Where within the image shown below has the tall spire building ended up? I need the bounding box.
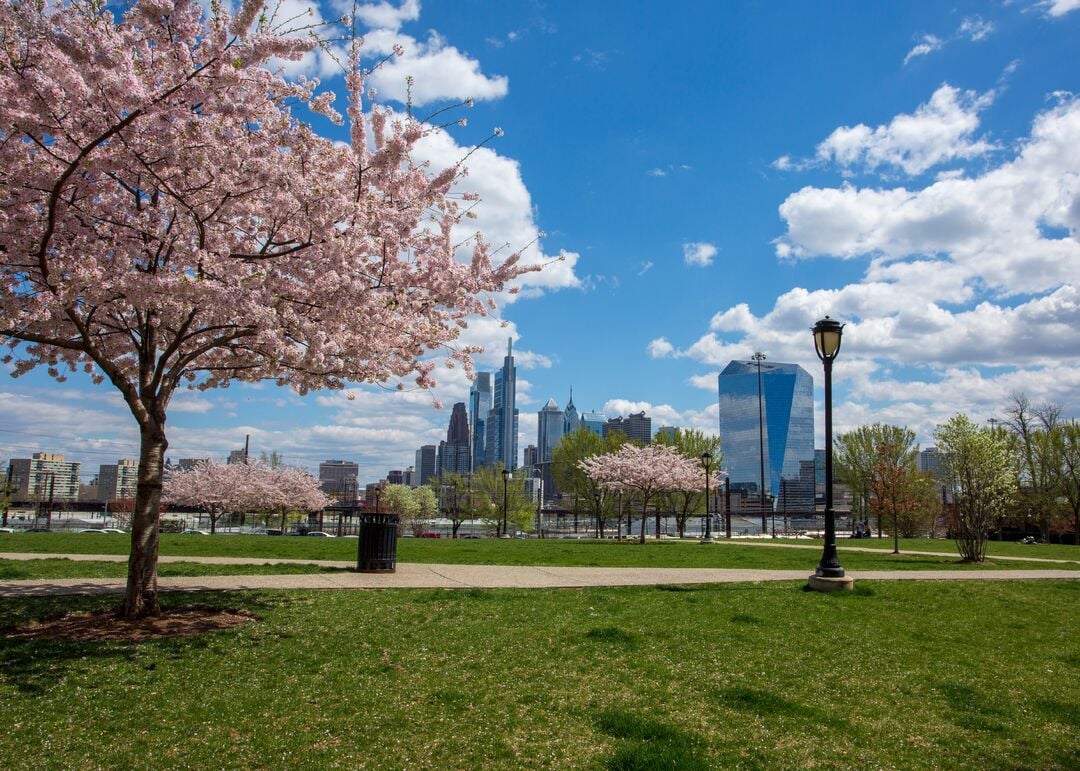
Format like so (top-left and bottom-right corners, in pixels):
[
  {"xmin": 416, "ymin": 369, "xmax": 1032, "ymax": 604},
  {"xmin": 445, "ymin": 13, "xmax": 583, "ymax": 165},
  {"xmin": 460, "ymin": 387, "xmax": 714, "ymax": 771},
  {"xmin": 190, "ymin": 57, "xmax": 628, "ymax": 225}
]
[
  {"xmin": 485, "ymin": 338, "xmax": 519, "ymax": 471},
  {"xmin": 564, "ymin": 387, "xmax": 580, "ymax": 434}
]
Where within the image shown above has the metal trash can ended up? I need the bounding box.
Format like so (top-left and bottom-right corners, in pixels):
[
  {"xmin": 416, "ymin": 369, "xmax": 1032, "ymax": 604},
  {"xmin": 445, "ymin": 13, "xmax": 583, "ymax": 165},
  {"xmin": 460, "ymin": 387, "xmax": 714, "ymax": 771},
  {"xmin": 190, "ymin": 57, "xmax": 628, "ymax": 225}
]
[{"xmin": 356, "ymin": 513, "xmax": 399, "ymax": 573}]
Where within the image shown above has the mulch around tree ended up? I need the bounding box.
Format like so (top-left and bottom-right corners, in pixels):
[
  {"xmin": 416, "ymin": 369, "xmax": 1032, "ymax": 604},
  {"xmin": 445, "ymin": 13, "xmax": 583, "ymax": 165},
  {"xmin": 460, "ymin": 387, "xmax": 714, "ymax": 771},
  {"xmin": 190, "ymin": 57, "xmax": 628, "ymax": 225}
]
[{"xmin": 3, "ymin": 607, "xmax": 259, "ymax": 642}]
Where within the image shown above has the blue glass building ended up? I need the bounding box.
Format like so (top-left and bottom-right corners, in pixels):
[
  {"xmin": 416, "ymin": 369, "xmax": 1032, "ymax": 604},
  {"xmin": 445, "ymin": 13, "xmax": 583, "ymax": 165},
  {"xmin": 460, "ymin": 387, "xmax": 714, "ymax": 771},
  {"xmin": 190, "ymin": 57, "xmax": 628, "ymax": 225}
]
[{"xmin": 718, "ymin": 360, "xmax": 815, "ymax": 512}]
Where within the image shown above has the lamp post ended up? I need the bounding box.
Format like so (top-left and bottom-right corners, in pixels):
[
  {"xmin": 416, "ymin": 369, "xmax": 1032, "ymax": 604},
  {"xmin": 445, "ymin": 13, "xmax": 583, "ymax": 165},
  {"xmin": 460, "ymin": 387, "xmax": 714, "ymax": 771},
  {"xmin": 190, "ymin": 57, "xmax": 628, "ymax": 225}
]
[
  {"xmin": 724, "ymin": 477, "xmax": 732, "ymax": 538},
  {"xmin": 810, "ymin": 316, "xmax": 851, "ymax": 590},
  {"xmin": 501, "ymin": 468, "xmax": 511, "ymax": 538},
  {"xmin": 753, "ymin": 351, "xmax": 768, "ymax": 534},
  {"xmin": 700, "ymin": 451, "xmax": 714, "ymax": 543}
]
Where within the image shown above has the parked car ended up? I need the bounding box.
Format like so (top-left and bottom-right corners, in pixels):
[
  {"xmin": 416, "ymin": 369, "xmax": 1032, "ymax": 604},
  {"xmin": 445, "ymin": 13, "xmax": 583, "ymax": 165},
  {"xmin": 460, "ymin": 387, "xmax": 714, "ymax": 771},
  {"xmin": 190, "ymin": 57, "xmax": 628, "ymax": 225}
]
[
  {"xmin": 265, "ymin": 529, "xmax": 284, "ymax": 536},
  {"xmin": 306, "ymin": 531, "xmax": 335, "ymax": 538},
  {"xmin": 419, "ymin": 531, "xmax": 441, "ymax": 539},
  {"xmin": 100, "ymin": 528, "xmax": 127, "ymax": 534},
  {"xmin": 180, "ymin": 529, "xmax": 209, "ymax": 535},
  {"xmin": 25, "ymin": 527, "xmax": 51, "ymax": 533},
  {"xmin": 0, "ymin": 527, "xmax": 15, "ymax": 533},
  {"xmin": 76, "ymin": 528, "xmax": 107, "ymax": 534}
]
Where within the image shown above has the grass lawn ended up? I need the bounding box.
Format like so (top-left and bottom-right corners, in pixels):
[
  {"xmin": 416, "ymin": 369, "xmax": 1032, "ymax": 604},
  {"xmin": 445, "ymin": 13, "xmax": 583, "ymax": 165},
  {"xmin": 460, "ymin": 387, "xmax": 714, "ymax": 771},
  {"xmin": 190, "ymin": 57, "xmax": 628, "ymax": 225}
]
[
  {"xmin": 0, "ymin": 559, "xmax": 349, "ymax": 581},
  {"xmin": 1, "ymin": 581, "xmax": 1077, "ymax": 769},
  {"xmin": 2, "ymin": 533, "xmax": 1078, "ymax": 573}
]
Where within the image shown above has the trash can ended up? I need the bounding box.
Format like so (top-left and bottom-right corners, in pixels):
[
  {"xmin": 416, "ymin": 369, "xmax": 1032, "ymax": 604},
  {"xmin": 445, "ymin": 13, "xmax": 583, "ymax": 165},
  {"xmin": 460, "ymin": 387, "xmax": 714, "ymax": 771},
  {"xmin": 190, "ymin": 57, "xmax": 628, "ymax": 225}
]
[{"xmin": 356, "ymin": 513, "xmax": 399, "ymax": 573}]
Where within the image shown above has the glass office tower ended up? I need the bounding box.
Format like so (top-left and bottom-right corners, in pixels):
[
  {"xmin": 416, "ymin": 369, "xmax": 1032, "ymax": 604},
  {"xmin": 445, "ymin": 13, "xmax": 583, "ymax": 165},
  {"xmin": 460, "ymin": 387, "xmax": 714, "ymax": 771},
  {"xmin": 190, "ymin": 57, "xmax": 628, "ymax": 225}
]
[{"xmin": 718, "ymin": 360, "xmax": 815, "ymax": 512}]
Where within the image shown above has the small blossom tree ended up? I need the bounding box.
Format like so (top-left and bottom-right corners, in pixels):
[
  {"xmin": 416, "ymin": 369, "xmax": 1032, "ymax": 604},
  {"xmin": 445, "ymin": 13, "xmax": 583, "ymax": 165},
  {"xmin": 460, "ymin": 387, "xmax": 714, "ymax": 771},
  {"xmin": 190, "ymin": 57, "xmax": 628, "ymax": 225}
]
[
  {"xmin": 0, "ymin": 0, "xmax": 532, "ymax": 616},
  {"xmin": 579, "ymin": 444, "xmax": 702, "ymax": 543}
]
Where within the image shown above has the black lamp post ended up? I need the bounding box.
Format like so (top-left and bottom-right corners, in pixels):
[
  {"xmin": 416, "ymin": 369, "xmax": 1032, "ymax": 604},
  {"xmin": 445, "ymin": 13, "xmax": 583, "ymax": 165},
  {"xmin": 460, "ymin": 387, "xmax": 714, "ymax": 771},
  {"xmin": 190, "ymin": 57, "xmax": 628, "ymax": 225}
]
[
  {"xmin": 813, "ymin": 316, "xmax": 845, "ymax": 579},
  {"xmin": 501, "ymin": 468, "xmax": 511, "ymax": 538},
  {"xmin": 700, "ymin": 451, "xmax": 713, "ymax": 543},
  {"xmin": 753, "ymin": 351, "xmax": 768, "ymax": 534}
]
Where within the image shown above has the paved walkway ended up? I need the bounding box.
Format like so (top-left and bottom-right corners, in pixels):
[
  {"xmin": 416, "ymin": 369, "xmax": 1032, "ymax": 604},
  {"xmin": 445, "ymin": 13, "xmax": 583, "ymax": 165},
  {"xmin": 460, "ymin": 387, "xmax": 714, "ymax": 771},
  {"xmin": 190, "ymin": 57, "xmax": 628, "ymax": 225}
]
[{"xmin": 0, "ymin": 552, "xmax": 1077, "ymax": 597}]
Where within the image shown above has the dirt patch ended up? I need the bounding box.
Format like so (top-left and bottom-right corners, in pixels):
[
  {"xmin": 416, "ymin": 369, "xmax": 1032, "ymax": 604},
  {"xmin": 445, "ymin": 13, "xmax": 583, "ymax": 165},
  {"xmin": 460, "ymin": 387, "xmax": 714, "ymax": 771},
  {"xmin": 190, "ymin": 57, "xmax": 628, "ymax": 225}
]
[{"xmin": 3, "ymin": 606, "xmax": 259, "ymax": 642}]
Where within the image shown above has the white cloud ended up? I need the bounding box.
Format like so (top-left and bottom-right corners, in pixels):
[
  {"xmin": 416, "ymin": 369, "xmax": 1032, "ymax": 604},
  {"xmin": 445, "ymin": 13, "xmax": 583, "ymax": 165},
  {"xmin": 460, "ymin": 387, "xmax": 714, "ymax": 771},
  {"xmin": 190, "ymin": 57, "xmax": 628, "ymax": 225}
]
[
  {"xmin": 602, "ymin": 399, "xmax": 683, "ymax": 427},
  {"xmin": 411, "ymin": 127, "xmax": 581, "ymax": 299},
  {"xmin": 638, "ymin": 261, "xmax": 654, "ymax": 276},
  {"xmin": 648, "ymin": 338, "xmax": 675, "ymax": 358},
  {"xmin": 958, "ymin": 16, "xmax": 994, "ymax": 42},
  {"xmin": 903, "ymin": 34, "xmax": 944, "ymax": 65},
  {"xmin": 350, "ymin": 0, "xmax": 420, "ymax": 30},
  {"xmin": 778, "ymin": 97, "xmax": 1080, "ymax": 295},
  {"xmin": 688, "ymin": 372, "xmax": 720, "ymax": 391},
  {"xmin": 1038, "ymin": 0, "xmax": 1080, "ymax": 17},
  {"xmin": 683, "ymin": 241, "xmax": 718, "ymax": 267},
  {"xmin": 647, "ymin": 168, "xmax": 667, "ymax": 177},
  {"xmin": 815, "ymin": 85, "xmax": 996, "ymax": 176},
  {"xmin": 368, "ymin": 30, "xmax": 508, "ymax": 105}
]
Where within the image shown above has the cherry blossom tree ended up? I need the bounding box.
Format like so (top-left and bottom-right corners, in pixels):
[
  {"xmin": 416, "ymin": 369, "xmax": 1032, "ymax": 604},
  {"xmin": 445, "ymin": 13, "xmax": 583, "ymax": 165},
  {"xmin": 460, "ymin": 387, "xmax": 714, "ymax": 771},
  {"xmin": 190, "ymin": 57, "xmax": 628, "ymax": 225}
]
[
  {"xmin": 165, "ymin": 460, "xmax": 328, "ymax": 533},
  {"xmin": 579, "ymin": 444, "xmax": 706, "ymax": 543},
  {"xmin": 0, "ymin": 1, "xmax": 532, "ymax": 616}
]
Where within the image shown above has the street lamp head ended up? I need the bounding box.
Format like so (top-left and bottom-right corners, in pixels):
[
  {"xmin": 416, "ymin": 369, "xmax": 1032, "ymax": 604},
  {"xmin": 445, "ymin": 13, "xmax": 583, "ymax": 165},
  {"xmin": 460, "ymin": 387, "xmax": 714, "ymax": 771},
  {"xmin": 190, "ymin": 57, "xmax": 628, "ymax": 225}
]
[
  {"xmin": 502, "ymin": 469, "xmax": 511, "ymax": 480},
  {"xmin": 812, "ymin": 316, "xmax": 845, "ymax": 362},
  {"xmin": 752, "ymin": 351, "xmax": 766, "ymax": 362},
  {"xmin": 701, "ymin": 451, "xmax": 712, "ymax": 463}
]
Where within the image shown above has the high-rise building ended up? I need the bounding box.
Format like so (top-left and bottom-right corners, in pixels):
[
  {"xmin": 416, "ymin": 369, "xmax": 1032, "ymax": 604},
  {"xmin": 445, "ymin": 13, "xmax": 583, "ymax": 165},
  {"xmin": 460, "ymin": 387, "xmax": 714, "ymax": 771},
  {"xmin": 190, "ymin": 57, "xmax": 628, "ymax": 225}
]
[
  {"xmin": 485, "ymin": 338, "xmax": 519, "ymax": 470},
  {"xmin": 581, "ymin": 410, "xmax": 607, "ymax": 436},
  {"xmin": 523, "ymin": 444, "xmax": 539, "ymax": 469},
  {"xmin": 917, "ymin": 447, "xmax": 944, "ymax": 479},
  {"xmin": 604, "ymin": 411, "xmax": 652, "ymax": 444},
  {"xmin": 438, "ymin": 402, "xmax": 472, "ymax": 478},
  {"xmin": 387, "ymin": 469, "xmax": 404, "ymax": 486},
  {"xmin": 415, "ymin": 445, "xmax": 437, "ymax": 486},
  {"xmin": 227, "ymin": 449, "xmax": 247, "ymax": 465},
  {"xmin": 718, "ymin": 359, "xmax": 814, "ymax": 513},
  {"xmin": 97, "ymin": 459, "xmax": 139, "ymax": 502},
  {"xmin": 7, "ymin": 453, "xmax": 81, "ymax": 502},
  {"xmin": 564, "ymin": 388, "xmax": 580, "ymax": 434},
  {"xmin": 654, "ymin": 426, "xmax": 677, "ymax": 443},
  {"xmin": 319, "ymin": 459, "xmax": 359, "ymax": 498},
  {"xmin": 537, "ymin": 398, "xmax": 566, "ymax": 500},
  {"xmin": 403, "ymin": 466, "xmax": 416, "ymax": 487},
  {"xmin": 469, "ymin": 372, "xmax": 492, "ymax": 471}
]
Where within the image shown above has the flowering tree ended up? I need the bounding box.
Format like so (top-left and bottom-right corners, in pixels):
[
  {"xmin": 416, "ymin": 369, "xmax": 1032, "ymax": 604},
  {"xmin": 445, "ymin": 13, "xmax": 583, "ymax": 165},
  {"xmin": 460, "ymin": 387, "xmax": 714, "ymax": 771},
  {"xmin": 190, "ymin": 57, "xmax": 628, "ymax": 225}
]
[
  {"xmin": 165, "ymin": 460, "xmax": 328, "ymax": 533},
  {"xmin": 935, "ymin": 415, "xmax": 1016, "ymax": 562},
  {"xmin": 654, "ymin": 428, "xmax": 722, "ymax": 538},
  {"xmin": 0, "ymin": 1, "xmax": 531, "ymax": 616},
  {"xmin": 579, "ymin": 444, "xmax": 704, "ymax": 543}
]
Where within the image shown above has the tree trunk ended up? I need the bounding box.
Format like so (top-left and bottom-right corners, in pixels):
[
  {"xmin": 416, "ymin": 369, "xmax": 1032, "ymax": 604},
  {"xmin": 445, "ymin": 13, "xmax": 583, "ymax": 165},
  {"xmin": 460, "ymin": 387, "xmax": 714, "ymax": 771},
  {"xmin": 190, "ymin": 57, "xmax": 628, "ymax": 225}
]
[{"xmin": 121, "ymin": 424, "xmax": 168, "ymax": 619}]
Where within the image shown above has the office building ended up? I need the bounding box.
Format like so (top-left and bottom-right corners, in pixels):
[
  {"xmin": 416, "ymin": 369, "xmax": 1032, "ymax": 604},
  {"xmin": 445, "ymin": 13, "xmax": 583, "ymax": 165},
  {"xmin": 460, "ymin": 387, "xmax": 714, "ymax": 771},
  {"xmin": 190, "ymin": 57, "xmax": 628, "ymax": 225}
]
[
  {"xmin": 415, "ymin": 445, "xmax": 437, "ymax": 486},
  {"xmin": 387, "ymin": 469, "xmax": 404, "ymax": 486},
  {"xmin": 404, "ymin": 466, "xmax": 416, "ymax": 487},
  {"xmin": 438, "ymin": 402, "xmax": 472, "ymax": 478},
  {"xmin": 654, "ymin": 426, "xmax": 677, "ymax": 443},
  {"xmin": 469, "ymin": 372, "xmax": 492, "ymax": 471},
  {"xmin": 564, "ymin": 388, "xmax": 580, "ymax": 434},
  {"xmin": 319, "ymin": 459, "xmax": 359, "ymax": 498},
  {"xmin": 581, "ymin": 410, "xmax": 607, "ymax": 436},
  {"xmin": 537, "ymin": 398, "xmax": 566, "ymax": 500},
  {"xmin": 485, "ymin": 338, "xmax": 519, "ymax": 470},
  {"xmin": 523, "ymin": 444, "xmax": 539, "ymax": 469},
  {"xmin": 918, "ymin": 447, "xmax": 944, "ymax": 479},
  {"xmin": 604, "ymin": 411, "xmax": 652, "ymax": 444},
  {"xmin": 7, "ymin": 453, "xmax": 81, "ymax": 502},
  {"xmin": 227, "ymin": 449, "xmax": 247, "ymax": 465},
  {"xmin": 718, "ymin": 359, "xmax": 815, "ymax": 513},
  {"xmin": 97, "ymin": 459, "xmax": 139, "ymax": 502}
]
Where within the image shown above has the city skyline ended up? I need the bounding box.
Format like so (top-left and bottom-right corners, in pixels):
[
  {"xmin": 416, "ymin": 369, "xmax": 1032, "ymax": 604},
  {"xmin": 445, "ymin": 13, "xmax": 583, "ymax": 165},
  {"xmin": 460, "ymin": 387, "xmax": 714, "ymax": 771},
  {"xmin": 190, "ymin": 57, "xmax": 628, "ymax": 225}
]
[{"xmin": 0, "ymin": 1, "xmax": 1077, "ymax": 481}]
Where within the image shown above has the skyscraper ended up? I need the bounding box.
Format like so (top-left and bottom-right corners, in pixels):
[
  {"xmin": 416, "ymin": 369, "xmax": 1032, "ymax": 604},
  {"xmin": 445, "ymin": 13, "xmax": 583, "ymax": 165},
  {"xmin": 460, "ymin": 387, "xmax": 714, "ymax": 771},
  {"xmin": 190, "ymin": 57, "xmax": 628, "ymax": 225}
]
[
  {"xmin": 469, "ymin": 372, "xmax": 492, "ymax": 471},
  {"xmin": 581, "ymin": 410, "xmax": 607, "ymax": 436},
  {"xmin": 319, "ymin": 459, "xmax": 359, "ymax": 498},
  {"xmin": 485, "ymin": 338, "xmax": 518, "ymax": 470},
  {"xmin": 438, "ymin": 402, "xmax": 472, "ymax": 478},
  {"xmin": 537, "ymin": 397, "xmax": 565, "ymax": 500},
  {"xmin": 564, "ymin": 388, "xmax": 580, "ymax": 434},
  {"xmin": 718, "ymin": 359, "xmax": 815, "ymax": 513},
  {"xmin": 414, "ymin": 445, "xmax": 437, "ymax": 487},
  {"xmin": 604, "ymin": 411, "xmax": 652, "ymax": 444}
]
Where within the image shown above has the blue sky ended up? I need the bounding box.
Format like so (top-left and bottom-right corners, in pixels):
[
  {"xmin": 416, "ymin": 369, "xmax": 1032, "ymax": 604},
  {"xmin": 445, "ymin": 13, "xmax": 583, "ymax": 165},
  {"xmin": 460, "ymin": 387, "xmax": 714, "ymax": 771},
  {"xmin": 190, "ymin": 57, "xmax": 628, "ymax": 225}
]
[{"xmin": 2, "ymin": 0, "xmax": 1079, "ymax": 486}]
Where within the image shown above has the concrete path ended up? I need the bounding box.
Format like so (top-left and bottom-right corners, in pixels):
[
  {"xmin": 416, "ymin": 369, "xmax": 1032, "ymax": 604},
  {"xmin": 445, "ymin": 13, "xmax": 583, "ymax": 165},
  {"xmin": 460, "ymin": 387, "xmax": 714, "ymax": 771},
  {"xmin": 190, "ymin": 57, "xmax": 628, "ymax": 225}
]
[{"xmin": 1, "ymin": 555, "xmax": 1077, "ymax": 597}]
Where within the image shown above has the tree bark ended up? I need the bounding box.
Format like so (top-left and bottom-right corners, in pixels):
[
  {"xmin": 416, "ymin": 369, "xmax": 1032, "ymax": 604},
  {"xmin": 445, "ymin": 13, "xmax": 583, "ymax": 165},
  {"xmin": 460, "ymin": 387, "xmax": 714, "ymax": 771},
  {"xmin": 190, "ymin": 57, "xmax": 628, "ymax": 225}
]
[{"xmin": 121, "ymin": 423, "xmax": 168, "ymax": 619}]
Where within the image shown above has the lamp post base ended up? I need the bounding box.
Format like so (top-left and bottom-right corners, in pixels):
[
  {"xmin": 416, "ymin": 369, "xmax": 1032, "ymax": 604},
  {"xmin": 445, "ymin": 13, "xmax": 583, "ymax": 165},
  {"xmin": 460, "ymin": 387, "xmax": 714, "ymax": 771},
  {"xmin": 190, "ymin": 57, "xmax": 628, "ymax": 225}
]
[
  {"xmin": 807, "ymin": 574, "xmax": 855, "ymax": 592},
  {"xmin": 699, "ymin": 536, "xmax": 714, "ymax": 544}
]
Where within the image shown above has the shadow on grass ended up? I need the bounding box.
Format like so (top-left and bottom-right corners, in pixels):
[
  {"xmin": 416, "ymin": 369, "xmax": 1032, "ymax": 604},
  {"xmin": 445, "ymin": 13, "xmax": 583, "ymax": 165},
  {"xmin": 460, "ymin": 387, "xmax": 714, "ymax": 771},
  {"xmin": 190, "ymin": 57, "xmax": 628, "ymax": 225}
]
[
  {"xmin": 584, "ymin": 627, "xmax": 637, "ymax": 648},
  {"xmin": 935, "ymin": 682, "xmax": 1014, "ymax": 734},
  {"xmin": 594, "ymin": 708, "xmax": 708, "ymax": 770},
  {"xmin": 715, "ymin": 686, "xmax": 846, "ymax": 728},
  {"xmin": 0, "ymin": 592, "xmax": 275, "ymax": 696}
]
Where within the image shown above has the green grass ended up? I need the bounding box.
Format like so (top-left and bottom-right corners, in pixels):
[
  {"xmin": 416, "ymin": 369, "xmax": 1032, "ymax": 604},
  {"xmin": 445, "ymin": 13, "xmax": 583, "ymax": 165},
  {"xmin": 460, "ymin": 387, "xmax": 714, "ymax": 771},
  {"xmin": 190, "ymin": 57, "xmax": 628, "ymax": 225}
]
[
  {"xmin": 0, "ymin": 581, "xmax": 1077, "ymax": 769},
  {"xmin": 831, "ymin": 536, "xmax": 1080, "ymax": 562},
  {"xmin": 0, "ymin": 559, "xmax": 349, "ymax": 581},
  {"xmin": 1, "ymin": 532, "xmax": 1077, "ymax": 572}
]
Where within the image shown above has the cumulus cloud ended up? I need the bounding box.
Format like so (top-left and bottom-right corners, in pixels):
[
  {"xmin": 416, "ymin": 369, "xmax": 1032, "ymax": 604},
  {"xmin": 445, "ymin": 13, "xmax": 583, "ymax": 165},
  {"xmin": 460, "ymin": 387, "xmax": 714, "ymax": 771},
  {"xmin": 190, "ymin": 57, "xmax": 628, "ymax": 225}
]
[
  {"xmin": 903, "ymin": 16, "xmax": 994, "ymax": 66},
  {"xmin": 349, "ymin": 0, "xmax": 420, "ymax": 30},
  {"xmin": 411, "ymin": 127, "xmax": 581, "ymax": 299},
  {"xmin": 814, "ymin": 85, "xmax": 996, "ymax": 176},
  {"xmin": 683, "ymin": 242, "xmax": 718, "ymax": 267},
  {"xmin": 368, "ymin": 30, "xmax": 509, "ymax": 105},
  {"xmin": 648, "ymin": 338, "xmax": 675, "ymax": 358}
]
